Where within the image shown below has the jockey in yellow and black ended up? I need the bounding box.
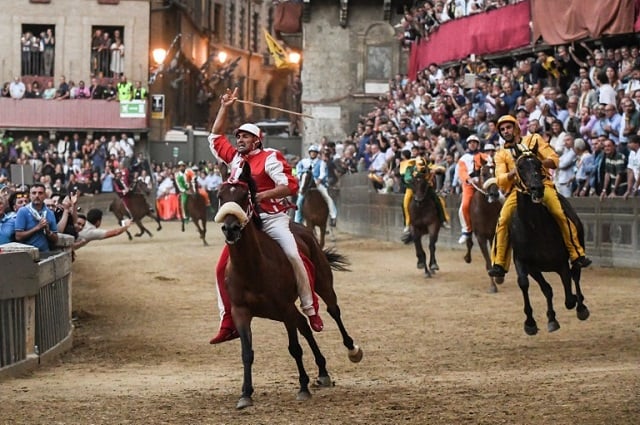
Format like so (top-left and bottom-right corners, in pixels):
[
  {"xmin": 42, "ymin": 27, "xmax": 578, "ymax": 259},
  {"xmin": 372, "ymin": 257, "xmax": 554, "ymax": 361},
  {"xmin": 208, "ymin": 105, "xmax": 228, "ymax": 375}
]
[
  {"xmin": 487, "ymin": 115, "xmax": 591, "ymax": 279},
  {"xmin": 401, "ymin": 155, "xmax": 450, "ymax": 237}
]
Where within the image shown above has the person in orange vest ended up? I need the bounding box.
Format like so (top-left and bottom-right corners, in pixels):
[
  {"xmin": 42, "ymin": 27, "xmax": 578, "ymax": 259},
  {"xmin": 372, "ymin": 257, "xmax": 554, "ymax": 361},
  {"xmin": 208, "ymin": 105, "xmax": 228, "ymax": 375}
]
[{"xmin": 456, "ymin": 135, "xmax": 482, "ymax": 244}]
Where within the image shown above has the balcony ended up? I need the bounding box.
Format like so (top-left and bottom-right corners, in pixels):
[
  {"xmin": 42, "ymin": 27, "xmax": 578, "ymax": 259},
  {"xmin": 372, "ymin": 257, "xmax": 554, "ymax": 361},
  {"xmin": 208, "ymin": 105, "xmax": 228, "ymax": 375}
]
[{"xmin": 0, "ymin": 98, "xmax": 148, "ymax": 133}]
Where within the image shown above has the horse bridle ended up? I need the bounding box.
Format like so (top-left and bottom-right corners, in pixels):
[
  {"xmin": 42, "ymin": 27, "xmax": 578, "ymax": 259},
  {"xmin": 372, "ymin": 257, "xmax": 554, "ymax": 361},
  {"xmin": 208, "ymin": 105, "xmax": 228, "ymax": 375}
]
[
  {"xmin": 513, "ymin": 150, "xmax": 545, "ymax": 194},
  {"xmin": 220, "ymin": 179, "xmax": 256, "ymax": 230}
]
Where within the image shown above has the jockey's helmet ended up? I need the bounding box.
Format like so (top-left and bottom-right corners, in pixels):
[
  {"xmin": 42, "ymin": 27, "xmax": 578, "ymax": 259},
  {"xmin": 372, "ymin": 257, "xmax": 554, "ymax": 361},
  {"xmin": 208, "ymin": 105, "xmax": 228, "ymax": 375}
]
[
  {"xmin": 497, "ymin": 114, "xmax": 520, "ymax": 141},
  {"xmin": 308, "ymin": 144, "xmax": 320, "ymax": 153},
  {"xmin": 483, "ymin": 143, "xmax": 496, "ymax": 151},
  {"xmin": 415, "ymin": 156, "xmax": 427, "ymax": 173},
  {"xmin": 234, "ymin": 123, "xmax": 263, "ymax": 142}
]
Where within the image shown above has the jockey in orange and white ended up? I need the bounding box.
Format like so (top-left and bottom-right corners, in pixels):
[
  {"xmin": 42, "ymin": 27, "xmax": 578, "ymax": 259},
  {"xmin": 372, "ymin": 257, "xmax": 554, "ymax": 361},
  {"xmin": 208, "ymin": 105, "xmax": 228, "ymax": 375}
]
[
  {"xmin": 456, "ymin": 135, "xmax": 482, "ymax": 244},
  {"xmin": 207, "ymin": 87, "xmax": 323, "ymax": 344}
]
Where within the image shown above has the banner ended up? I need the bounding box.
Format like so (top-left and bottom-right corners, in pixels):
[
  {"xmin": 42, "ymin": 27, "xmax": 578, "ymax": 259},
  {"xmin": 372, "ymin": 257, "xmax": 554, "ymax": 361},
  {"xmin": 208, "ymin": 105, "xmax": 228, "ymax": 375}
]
[{"xmin": 264, "ymin": 29, "xmax": 288, "ymax": 69}]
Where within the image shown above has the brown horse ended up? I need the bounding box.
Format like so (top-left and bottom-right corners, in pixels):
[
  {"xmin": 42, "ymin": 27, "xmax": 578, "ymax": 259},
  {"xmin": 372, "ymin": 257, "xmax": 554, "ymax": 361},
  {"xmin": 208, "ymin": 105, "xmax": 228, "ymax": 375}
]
[
  {"xmin": 407, "ymin": 164, "xmax": 441, "ymax": 277},
  {"xmin": 463, "ymin": 161, "xmax": 503, "ymax": 292},
  {"xmin": 215, "ymin": 161, "xmax": 362, "ymax": 409},
  {"xmin": 182, "ymin": 184, "xmax": 209, "ymax": 246},
  {"xmin": 299, "ymin": 166, "xmax": 329, "ymax": 248},
  {"xmin": 109, "ymin": 181, "xmax": 162, "ymax": 239}
]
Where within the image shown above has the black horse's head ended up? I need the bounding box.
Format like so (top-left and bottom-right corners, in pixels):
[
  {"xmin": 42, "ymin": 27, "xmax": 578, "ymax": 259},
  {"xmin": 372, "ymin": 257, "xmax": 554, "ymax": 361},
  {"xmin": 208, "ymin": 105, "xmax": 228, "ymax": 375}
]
[
  {"xmin": 515, "ymin": 153, "xmax": 545, "ymax": 203},
  {"xmin": 298, "ymin": 166, "xmax": 315, "ymax": 196},
  {"xmin": 215, "ymin": 160, "xmax": 262, "ymax": 244},
  {"xmin": 410, "ymin": 156, "xmax": 431, "ymax": 203}
]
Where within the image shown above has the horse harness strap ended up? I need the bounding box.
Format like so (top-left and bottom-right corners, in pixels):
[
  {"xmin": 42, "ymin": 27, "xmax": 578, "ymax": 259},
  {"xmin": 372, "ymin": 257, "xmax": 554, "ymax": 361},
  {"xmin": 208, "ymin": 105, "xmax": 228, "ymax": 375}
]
[{"xmin": 509, "ymin": 142, "xmax": 545, "ymax": 193}]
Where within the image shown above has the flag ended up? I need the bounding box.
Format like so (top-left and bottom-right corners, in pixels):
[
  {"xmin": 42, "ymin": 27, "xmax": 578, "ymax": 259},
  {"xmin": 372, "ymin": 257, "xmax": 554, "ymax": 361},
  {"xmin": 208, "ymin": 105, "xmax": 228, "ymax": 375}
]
[{"xmin": 263, "ymin": 29, "xmax": 288, "ymax": 69}]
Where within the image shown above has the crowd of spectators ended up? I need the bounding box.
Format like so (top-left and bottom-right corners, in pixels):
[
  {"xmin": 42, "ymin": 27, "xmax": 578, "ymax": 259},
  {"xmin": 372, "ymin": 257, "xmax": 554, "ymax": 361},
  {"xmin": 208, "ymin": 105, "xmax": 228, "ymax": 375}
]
[
  {"xmin": 316, "ymin": 38, "xmax": 640, "ymax": 202},
  {"xmin": 1, "ymin": 74, "xmax": 147, "ymax": 102},
  {"xmin": 396, "ymin": 0, "xmax": 525, "ymax": 48}
]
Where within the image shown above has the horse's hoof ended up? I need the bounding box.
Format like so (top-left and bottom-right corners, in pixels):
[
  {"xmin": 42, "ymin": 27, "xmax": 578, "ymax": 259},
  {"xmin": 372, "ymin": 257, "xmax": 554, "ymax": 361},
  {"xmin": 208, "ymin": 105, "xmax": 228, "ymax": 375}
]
[
  {"xmin": 430, "ymin": 264, "xmax": 439, "ymax": 271},
  {"xmin": 314, "ymin": 375, "xmax": 333, "ymax": 387},
  {"xmin": 576, "ymin": 306, "xmax": 590, "ymax": 321},
  {"xmin": 296, "ymin": 390, "xmax": 312, "ymax": 401},
  {"xmin": 417, "ymin": 261, "xmax": 425, "ymax": 269},
  {"xmin": 565, "ymin": 296, "xmax": 577, "ymax": 310},
  {"xmin": 488, "ymin": 284, "xmax": 498, "ymax": 294},
  {"xmin": 236, "ymin": 396, "xmax": 253, "ymax": 409},
  {"xmin": 424, "ymin": 271, "xmax": 432, "ymax": 278},
  {"xmin": 547, "ymin": 320, "xmax": 560, "ymax": 332},
  {"xmin": 524, "ymin": 323, "xmax": 539, "ymax": 336},
  {"xmin": 348, "ymin": 345, "xmax": 363, "ymax": 363},
  {"xmin": 463, "ymin": 255, "xmax": 471, "ymax": 264}
]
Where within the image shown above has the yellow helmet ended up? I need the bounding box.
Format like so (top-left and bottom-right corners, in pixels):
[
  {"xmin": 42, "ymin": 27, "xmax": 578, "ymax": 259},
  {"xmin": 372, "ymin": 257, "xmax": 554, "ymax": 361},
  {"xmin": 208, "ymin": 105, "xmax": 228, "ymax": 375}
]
[
  {"xmin": 415, "ymin": 156, "xmax": 427, "ymax": 173},
  {"xmin": 497, "ymin": 114, "xmax": 520, "ymax": 139}
]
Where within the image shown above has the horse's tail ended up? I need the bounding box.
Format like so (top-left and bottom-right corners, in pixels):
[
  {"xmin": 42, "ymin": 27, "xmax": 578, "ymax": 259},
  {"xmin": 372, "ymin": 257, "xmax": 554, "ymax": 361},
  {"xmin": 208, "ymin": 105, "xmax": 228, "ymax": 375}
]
[{"xmin": 323, "ymin": 247, "xmax": 351, "ymax": 272}]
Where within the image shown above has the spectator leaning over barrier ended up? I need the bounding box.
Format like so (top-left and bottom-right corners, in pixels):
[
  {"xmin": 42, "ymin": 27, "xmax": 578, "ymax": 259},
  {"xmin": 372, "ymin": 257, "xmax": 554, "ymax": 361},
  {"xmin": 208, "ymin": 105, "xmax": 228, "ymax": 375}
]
[
  {"xmin": 14, "ymin": 183, "xmax": 58, "ymax": 253},
  {"xmin": 75, "ymin": 208, "xmax": 132, "ymax": 247}
]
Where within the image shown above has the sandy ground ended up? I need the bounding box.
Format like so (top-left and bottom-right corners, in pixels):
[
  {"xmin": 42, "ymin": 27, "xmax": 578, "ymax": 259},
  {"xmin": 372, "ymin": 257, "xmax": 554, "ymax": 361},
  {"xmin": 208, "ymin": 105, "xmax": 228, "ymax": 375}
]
[{"xmin": 1, "ymin": 216, "xmax": 639, "ymax": 425}]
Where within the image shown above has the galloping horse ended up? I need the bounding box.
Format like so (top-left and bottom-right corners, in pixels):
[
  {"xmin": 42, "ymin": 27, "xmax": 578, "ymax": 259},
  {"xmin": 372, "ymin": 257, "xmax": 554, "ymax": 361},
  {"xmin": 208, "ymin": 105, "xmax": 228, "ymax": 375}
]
[
  {"xmin": 215, "ymin": 162, "xmax": 362, "ymax": 409},
  {"xmin": 407, "ymin": 162, "xmax": 441, "ymax": 277},
  {"xmin": 463, "ymin": 161, "xmax": 503, "ymax": 292},
  {"xmin": 109, "ymin": 180, "xmax": 162, "ymax": 239},
  {"xmin": 181, "ymin": 180, "xmax": 209, "ymax": 246},
  {"xmin": 510, "ymin": 152, "xmax": 590, "ymax": 335},
  {"xmin": 298, "ymin": 166, "xmax": 330, "ymax": 248}
]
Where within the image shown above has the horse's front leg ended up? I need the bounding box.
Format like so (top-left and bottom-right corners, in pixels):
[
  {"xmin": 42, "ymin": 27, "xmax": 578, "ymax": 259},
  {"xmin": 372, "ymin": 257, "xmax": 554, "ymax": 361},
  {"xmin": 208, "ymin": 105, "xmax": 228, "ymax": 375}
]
[
  {"xmin": 428, "ymin": 226, "xmax": 439, "ymax": 272},
  {"xmin": 146, "ymin": 211, "xmax": 162, "ymax": 231},
  {"xmin": 463, "ymin": 236, "xmax": 473, "ymax": 264},
  {"xmin": 515, "ymin": 263, "xmax": 538, "ymax": 335},
  {"xmin": 530, "ymin": 270, "xmax": 559, "ymax": 332},
  {"xmin": 477, "ymin": 236, "xmax": 497, "ymax": 293},
  {"xmin": 413, "ymin": 233, "xmax": 429, "ymax": 277},
  {"xmin": 235, "ymin": 316, "xmax": 254, "ymax": 409}
]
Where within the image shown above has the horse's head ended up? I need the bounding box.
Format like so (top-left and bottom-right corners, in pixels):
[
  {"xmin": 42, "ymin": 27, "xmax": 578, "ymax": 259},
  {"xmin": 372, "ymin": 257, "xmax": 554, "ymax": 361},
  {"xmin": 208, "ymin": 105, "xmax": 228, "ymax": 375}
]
[
  {"xmin": 215, "ymin": 160, "xmax": 262, "ymax": 244},
  {"xmin": 515, "ymin": 152, "xmax": 545, "ymax": 203},
  {"xmin": 410, "ymin": 156, "xmax": 431, "ymax": 203},
  {"xmin": 479, "ymin": 163, "xmax": 500, "ymax": 204},
  {"xmin": 298, "ymin": 166, "xmax": 315, "ymax": 196}
]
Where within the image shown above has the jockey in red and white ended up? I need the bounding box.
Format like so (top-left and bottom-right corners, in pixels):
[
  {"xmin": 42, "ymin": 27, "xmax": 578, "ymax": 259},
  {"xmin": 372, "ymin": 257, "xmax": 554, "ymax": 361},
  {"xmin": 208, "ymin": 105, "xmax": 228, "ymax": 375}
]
[{"xmin": 208, "ymin": 87, "xmax": 323, "ymax": 344}]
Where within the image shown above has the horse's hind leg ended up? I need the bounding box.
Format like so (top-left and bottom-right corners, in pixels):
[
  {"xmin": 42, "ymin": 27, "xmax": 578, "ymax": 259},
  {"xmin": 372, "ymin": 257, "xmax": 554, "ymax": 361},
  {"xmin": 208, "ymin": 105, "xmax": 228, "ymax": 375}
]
[
  {"xmin": 288, "ymin": 313, "xmax": 318, "ymax": 400},
  {"xmin": 569, "ymin": 266, "xmax": 590, "ymax": 320},
  {"xmin": 326, "ymin": 303, "xmax": 363, "ymax": 363},
  {"xmin": 195, "ymin": 220, "xmax": 208, "ymax": 246},
  {"xmin": 134, "ymin": 221, "xmax": 151, "ymax": 238},
  {"xmin": 530, "ymin": 270, "xmax": 559, "ymax": 333},
  {"xmin": 147, "ymin": 211, "xmax": 162, "ymax": 232},
  {"xmin": 463, "ymin": 237, "xmax": 473, "ymax": 264},
  {"xmin": 478, "ymin": 237, "xmax": 497, "ymax": 293}
]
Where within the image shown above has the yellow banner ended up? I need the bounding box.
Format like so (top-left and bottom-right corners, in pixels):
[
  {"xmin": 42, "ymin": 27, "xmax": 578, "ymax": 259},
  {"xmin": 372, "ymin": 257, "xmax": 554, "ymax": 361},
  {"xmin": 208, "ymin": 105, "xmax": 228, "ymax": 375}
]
[{"xmin": 263, "ymin": 29, "xmax": 288, "ymax": 69}]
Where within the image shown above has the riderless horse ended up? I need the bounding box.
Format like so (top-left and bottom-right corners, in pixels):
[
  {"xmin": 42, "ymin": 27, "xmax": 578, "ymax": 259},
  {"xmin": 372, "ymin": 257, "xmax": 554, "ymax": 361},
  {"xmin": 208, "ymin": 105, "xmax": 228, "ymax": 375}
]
[
  {"xmin": 109, "ymin": 180, "xmax": 162, "ymax": 239},
  {"xmin": 298, "ymin": 166, "xmax": 330, "ymax": 248},
  {"xmin": 510, "ymin": 151, "xmax": 590, "ymax": 335},
  {"xmin": 463, "ymin": 161, "xmax": 503, "ymax": 292},
  {"xmin": 214, "ymin": 161, "xmax": 362, "ymax": 409},
  {"xmin": 407, "ymin": 159, "xmax": 441, "ymax": 277}
]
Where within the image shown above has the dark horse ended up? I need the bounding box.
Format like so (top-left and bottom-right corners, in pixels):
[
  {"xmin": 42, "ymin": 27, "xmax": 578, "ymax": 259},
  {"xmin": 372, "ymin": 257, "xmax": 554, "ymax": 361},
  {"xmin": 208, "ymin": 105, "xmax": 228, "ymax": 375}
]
[
  {"xmin": 299, "ymin": 166, "xmax": 329, "ymax": 248},
  {"xmin": 109, "ymin": 180, "xmax": 162, "ymax": 239},
  {"xmin": 181, "ymin": 182, "xmax": 209, "ymax": 246},
  {"xmin": 215, "ymin": 161, "xmax": 362, "ymax": 409},
  {"xmin": 463, "ymin": 161, "xmax": 503, "ymax": 293},
  {"xmin": 511, "ymin": 152, "xmax": 590, "ymax": 335},
  {"xmin": 408, "ymin": 164, "xmax": 441, "ymax": 277}
]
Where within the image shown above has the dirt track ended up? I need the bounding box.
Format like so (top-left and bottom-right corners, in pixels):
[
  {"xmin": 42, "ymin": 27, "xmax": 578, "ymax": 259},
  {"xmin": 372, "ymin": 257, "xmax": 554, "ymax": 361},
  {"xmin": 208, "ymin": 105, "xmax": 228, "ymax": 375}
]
[{"xmin": 2, "ymin": 217, "xmax": 639, "ymax": 425}]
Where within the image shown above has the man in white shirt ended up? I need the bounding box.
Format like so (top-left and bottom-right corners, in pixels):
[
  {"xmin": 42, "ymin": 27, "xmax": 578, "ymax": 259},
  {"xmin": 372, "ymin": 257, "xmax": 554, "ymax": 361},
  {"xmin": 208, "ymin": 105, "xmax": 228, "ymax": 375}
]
[
  {"xmin": 9, "ymin": 76, "xmax": 25, "ymax": 99},
  {"xmin": 76, "ymin": 208, "xmax": 131, "ymax": 246}
]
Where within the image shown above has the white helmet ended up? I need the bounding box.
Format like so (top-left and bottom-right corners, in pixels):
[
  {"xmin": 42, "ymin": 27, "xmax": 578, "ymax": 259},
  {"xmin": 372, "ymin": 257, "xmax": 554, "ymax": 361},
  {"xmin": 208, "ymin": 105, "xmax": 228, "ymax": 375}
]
[
  {"xmin": 234, "ymin": 123, "xmax": 263, "ymax": 141},
  {"xmin": 308, "ymin": 144, "xmax": 320, "ymax": 153},
  {"xmin": 483, "ymin": 143, "xmax": 496, "ymax": 151}
]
